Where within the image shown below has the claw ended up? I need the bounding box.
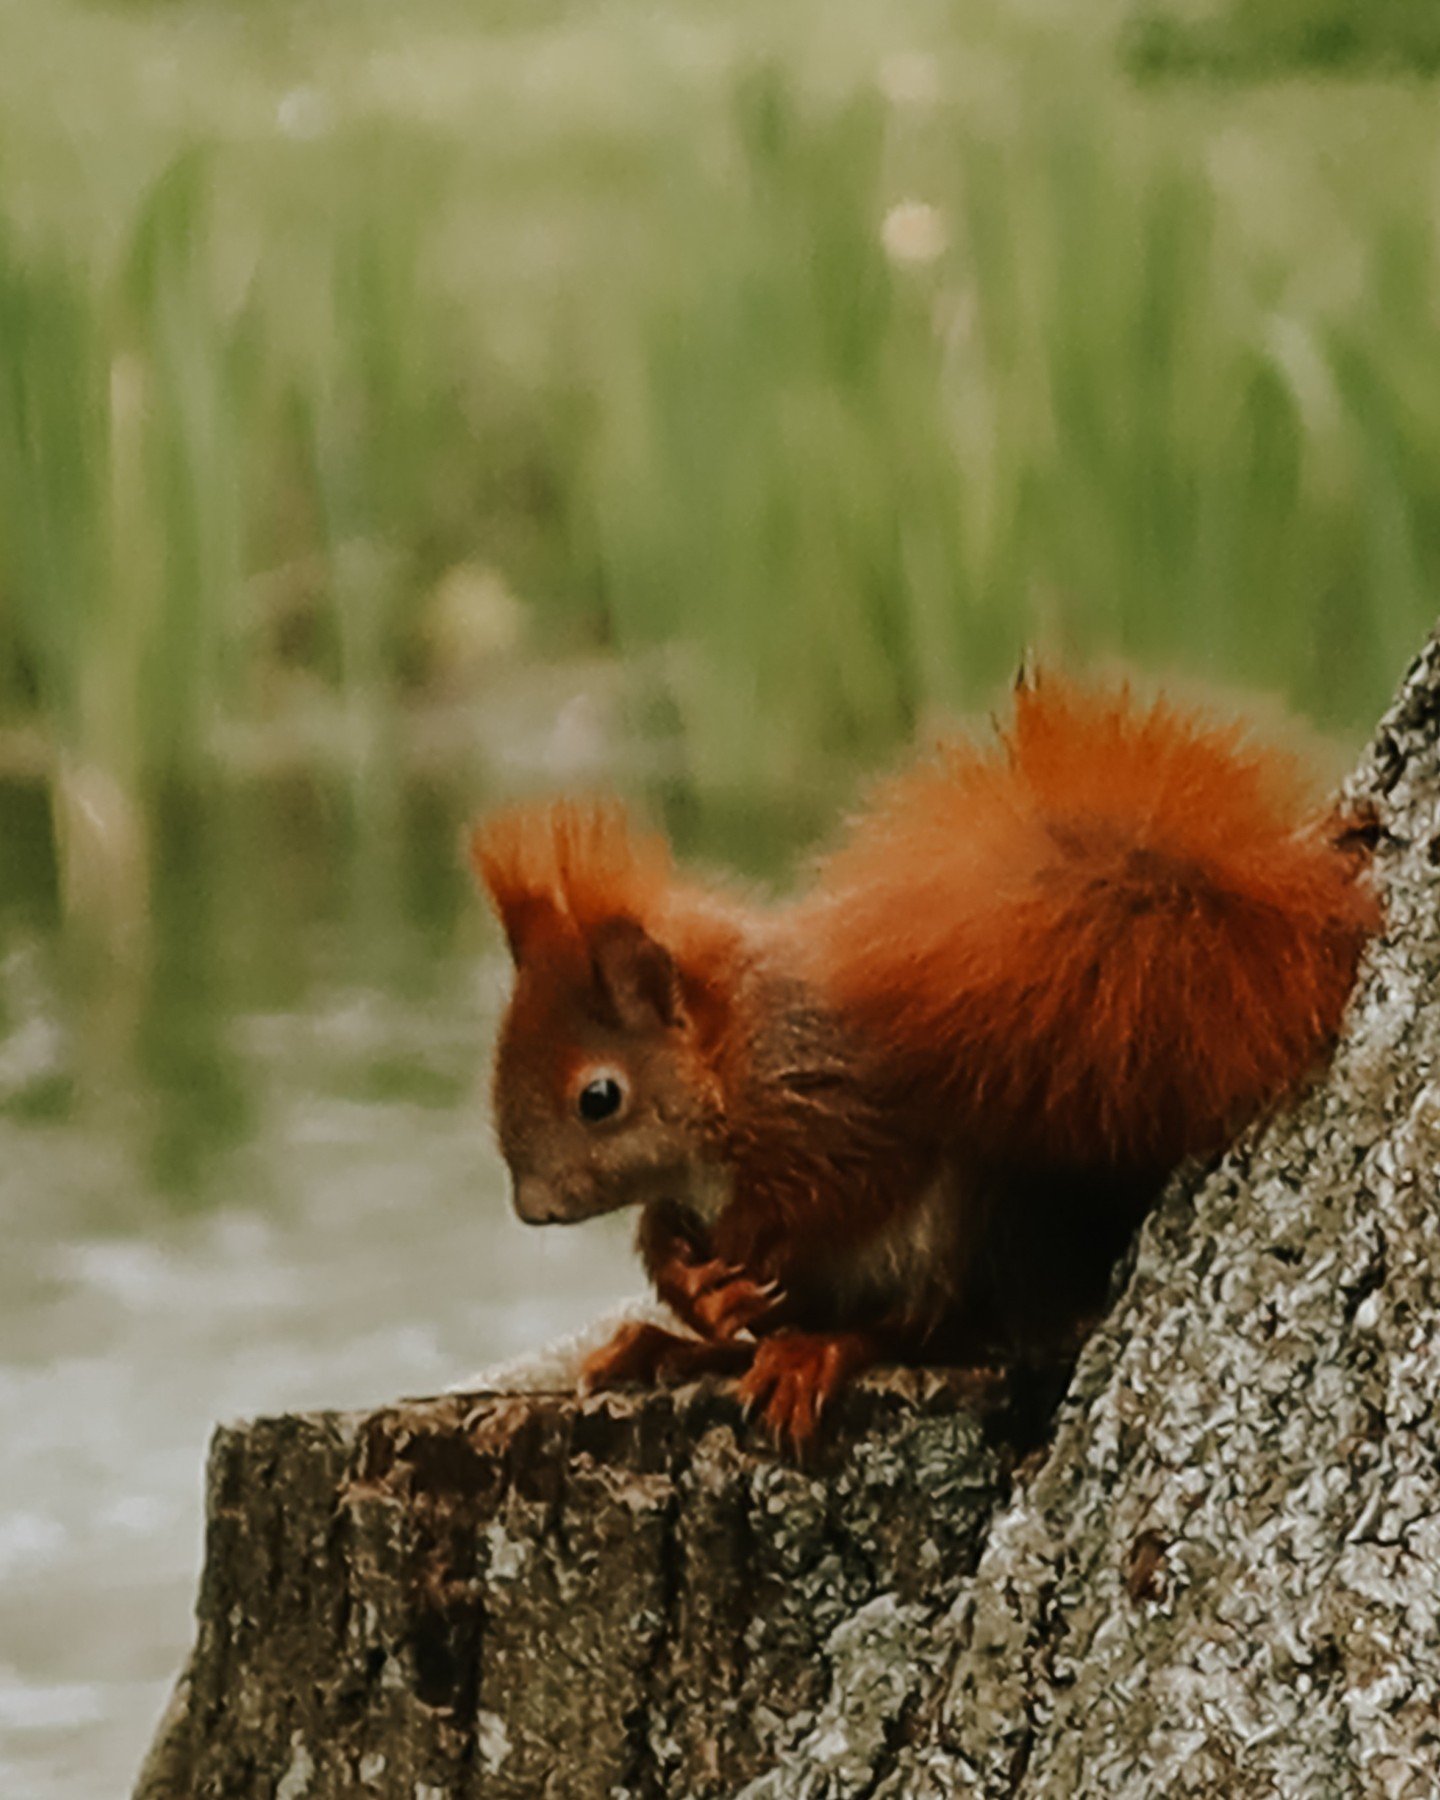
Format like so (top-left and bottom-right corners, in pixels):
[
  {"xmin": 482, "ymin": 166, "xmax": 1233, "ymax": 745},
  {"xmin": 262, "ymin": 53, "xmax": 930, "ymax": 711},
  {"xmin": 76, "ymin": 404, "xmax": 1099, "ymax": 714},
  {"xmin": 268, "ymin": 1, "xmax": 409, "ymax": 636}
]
[
  {"xmin": 660, "ymin": 1251, "xmax": 787, "ymax": 1344},
  {"xmin": 733, "ymin": 1332, "xmax": 876, "ymax": 1454},
  {"xmin": 675, "ymin": 1257, "xmax": 745, "ymax": 1299}
]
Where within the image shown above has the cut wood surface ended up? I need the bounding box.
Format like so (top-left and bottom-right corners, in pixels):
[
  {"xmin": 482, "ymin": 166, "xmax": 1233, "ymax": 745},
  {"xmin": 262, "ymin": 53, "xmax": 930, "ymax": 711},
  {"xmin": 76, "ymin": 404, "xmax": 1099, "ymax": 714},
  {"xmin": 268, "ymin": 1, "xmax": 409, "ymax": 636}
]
[{"xmin": 136, "ymin": 631, "xmax": 1440, "ymax": 1798}]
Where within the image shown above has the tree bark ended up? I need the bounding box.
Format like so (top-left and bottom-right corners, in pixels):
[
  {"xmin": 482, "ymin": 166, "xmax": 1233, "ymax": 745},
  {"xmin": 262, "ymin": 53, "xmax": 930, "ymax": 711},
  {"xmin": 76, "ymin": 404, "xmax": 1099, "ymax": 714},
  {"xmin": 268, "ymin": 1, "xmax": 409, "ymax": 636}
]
[
  {"xmin": 136, "ymin": 632, "xmax": 1440, "ymax": 1799},
  {"xmin": 133, "ymin": 1371, "xmax": 1036, "ymax": 1798}
]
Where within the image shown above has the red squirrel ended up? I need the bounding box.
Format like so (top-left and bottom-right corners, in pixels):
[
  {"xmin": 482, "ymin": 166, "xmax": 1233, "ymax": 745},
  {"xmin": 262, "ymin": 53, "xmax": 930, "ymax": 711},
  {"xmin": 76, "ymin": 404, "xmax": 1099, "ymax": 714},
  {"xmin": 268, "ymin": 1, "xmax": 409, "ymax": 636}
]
[{"xmin": 470, "ymin": 674, "xmax": 1379, "ymax": 1447}]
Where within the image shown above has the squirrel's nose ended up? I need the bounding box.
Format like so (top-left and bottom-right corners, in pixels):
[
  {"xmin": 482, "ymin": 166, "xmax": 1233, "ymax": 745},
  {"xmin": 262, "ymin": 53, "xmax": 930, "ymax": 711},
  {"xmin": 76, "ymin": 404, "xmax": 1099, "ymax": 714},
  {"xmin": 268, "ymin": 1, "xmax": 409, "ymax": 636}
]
[{"xmin": 513, "ymin": 1175, "xmax": 564, "ymax": 1224}]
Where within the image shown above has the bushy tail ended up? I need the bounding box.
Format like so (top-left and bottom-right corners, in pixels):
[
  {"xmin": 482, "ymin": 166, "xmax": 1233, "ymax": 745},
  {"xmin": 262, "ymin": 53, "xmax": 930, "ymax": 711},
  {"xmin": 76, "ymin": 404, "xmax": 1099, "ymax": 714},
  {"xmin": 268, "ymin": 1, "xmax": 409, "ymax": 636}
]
[{"xmin": 803, "ymin": 677, "xmax": 1380, "ymax": 1174}]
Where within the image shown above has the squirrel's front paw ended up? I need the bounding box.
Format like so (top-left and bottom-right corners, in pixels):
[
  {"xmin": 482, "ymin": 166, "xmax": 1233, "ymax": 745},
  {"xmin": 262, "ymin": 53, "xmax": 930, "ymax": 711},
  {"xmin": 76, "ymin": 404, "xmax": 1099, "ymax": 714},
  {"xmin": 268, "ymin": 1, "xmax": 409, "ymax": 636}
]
[
  {"xmin": 658, "ymin": 1253, "xmax": 785, "ymax": 1342},
  {"xmin": 578, "ymin": 1320, "xmax": 750, "ymax": 1394},
  {"xmin": 737, "ymin": 1330, "xmax": 875, "ymax": 1451}
]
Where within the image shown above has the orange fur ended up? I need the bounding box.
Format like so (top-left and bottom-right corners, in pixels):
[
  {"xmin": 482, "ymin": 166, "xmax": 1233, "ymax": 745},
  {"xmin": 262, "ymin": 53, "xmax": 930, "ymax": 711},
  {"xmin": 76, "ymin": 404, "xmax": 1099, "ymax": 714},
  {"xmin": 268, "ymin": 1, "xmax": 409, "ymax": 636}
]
[
  {"xmin": 471, "ymin": 799, "xmax": 746, "ymax": 1007},
  {"xmin": 471, "ymin": 800, "xmax": 674, "ymax": 955},
  {"xmin": 472, "ymin": 677, "xmax": 1381, "ymax": 1446},
  {"xmin": 798, "ymin": 678, "xmax": 1379, "ymax": 1174}
]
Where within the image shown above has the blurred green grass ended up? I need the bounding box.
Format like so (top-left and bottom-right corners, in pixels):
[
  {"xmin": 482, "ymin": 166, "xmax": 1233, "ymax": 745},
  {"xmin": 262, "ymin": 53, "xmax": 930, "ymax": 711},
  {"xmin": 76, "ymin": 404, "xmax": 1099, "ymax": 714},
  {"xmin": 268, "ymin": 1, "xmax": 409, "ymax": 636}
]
[
  {"xmin": 1, "ymin": 0, "xmax": 1439, "ymax": 929},
  {"xmin": 1127, "ymin": 0, "xmax": 1440, "ymax": 79}
]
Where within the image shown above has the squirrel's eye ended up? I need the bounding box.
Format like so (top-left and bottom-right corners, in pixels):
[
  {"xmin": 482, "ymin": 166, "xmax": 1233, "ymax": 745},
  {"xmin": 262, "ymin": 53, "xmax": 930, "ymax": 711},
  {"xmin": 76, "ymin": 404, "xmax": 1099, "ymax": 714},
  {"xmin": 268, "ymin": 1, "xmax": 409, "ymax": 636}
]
[{"xmin": 576, "ymin": 1070, "xmax": 627, "ymax": 1125}]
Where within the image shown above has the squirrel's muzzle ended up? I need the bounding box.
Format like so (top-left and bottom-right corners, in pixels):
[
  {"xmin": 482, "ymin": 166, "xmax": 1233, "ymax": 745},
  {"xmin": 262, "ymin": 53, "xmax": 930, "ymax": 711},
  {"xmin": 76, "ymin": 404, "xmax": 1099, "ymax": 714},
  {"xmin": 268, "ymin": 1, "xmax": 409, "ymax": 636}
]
[
  {"xmin": 510, "ymin": 1170, "xmax": 620, "ymax": 1225},
  {"xmin": 513, "ymin": 1174, "xmax": 569, "ymax": 1224}
]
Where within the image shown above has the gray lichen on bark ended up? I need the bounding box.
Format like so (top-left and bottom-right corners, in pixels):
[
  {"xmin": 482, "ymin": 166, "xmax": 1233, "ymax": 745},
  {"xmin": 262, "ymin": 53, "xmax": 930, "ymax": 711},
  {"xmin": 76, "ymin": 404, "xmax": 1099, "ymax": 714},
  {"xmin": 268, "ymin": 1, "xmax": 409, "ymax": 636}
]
[{"xmin": 135, "ymin": 632, "xmax": 1440, "ymax": 1800}]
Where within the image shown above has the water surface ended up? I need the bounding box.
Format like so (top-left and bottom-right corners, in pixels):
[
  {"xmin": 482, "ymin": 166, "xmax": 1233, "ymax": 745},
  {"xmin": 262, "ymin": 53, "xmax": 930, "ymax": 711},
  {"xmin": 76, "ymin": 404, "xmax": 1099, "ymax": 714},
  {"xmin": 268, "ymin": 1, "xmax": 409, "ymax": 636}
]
[{"xmin": 0, "ymin": 780, "xmax": 641, "ymax": 1798}]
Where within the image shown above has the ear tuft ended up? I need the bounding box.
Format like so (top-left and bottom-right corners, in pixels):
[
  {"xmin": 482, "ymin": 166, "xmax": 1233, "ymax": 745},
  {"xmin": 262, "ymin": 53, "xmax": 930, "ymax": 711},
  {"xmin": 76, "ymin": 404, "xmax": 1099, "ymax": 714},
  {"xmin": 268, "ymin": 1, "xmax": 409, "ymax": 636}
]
[
  {"xmin": 589, "ymin": 916, "xmax": 683, "ymax": 1031},
  {"xmin": 469, "ymin": 816, "xmax": 566, "ymax": 963},
  {"xmin": 468, "ymin": 798, "xmax": 676, "ymax": 970}
]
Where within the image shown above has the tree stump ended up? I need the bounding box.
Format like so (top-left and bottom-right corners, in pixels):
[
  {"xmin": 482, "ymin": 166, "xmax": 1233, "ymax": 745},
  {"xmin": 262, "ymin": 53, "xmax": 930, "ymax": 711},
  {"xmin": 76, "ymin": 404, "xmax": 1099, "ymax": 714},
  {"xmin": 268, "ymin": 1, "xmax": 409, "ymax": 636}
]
[
  {"xmin": 136, "ymin": 629, "xmax": 1440, "ymax": 1798},
  {"xmin": 133, "ymin": 1370, "xmax": 1045, "ymax": 1798}
]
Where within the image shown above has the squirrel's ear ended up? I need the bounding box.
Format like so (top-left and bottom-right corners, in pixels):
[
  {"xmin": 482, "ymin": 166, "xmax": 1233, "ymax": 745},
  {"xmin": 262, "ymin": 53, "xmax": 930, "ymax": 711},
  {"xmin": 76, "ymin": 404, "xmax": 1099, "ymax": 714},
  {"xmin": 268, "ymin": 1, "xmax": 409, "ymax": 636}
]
[
  {"xmin": 468, "ymin": 821, "xmax": 566, "ymax": 965},
  {"xmin": 494, "ymin": 890, "xmax": 569, "ymax": 965},
  {"xmin": 588, "ymin": 916, "xmax": 683, "ymax": 1032}
]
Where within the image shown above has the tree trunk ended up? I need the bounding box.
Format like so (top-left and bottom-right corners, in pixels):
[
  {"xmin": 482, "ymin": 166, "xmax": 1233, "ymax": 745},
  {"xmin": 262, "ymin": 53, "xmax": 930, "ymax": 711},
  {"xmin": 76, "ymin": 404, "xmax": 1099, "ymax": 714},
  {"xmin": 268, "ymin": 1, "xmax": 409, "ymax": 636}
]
[{"xmin": 136, "ymin": 632, "xmax": 1440, "ymax": 1799}]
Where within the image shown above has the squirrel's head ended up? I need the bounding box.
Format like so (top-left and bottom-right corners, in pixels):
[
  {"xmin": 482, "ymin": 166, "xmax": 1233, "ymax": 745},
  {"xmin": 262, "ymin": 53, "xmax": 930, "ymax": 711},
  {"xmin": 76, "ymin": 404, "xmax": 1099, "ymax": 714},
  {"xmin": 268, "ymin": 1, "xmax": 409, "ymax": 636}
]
[{"xmin": 470, "ymin": 801, "xmax": 730, "ymax": 1227}]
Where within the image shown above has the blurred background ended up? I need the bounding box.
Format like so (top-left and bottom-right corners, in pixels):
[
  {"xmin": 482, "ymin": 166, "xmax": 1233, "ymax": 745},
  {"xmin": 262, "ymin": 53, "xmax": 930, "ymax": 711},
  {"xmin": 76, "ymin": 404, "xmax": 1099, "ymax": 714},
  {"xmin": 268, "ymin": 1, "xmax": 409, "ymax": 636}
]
[{"xmin": 2, "ymin": 0, "xmax": 1437, "ymax": 1793}]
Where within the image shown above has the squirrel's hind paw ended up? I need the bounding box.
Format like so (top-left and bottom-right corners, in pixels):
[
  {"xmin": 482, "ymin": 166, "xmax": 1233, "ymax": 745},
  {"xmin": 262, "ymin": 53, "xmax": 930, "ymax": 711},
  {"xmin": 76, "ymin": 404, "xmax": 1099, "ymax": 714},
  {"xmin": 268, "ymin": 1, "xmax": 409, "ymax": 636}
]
[{"xmin": 737, "ymin": 1330, "xmax": 876, "ymax": 1451}]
